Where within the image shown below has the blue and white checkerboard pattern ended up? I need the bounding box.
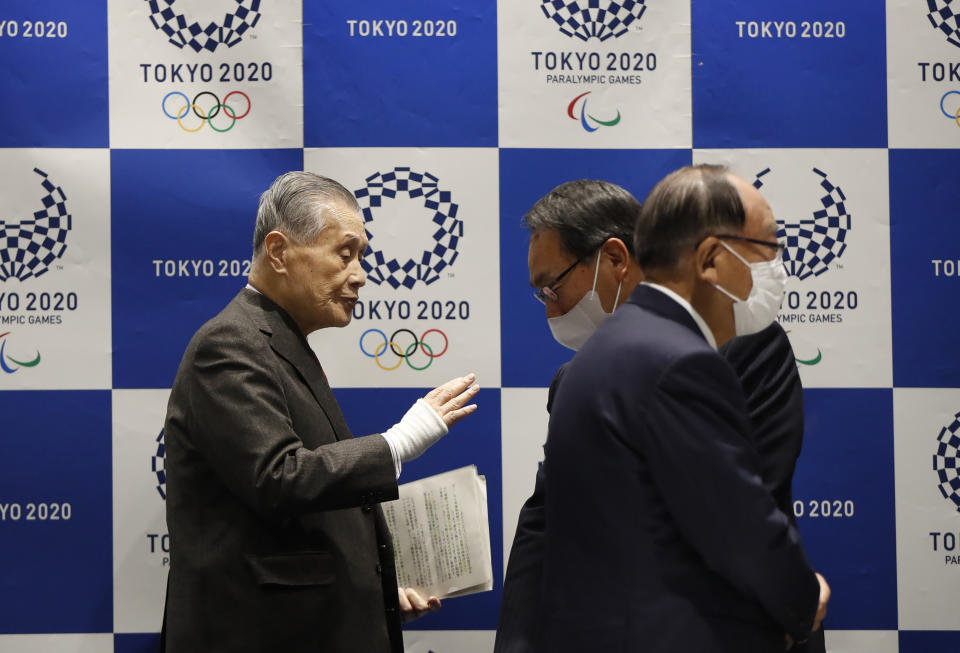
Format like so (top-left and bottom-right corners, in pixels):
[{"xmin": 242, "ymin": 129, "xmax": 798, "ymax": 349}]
[{"xmin": 1, "ymin": 1, "xmax": 959, "ymax": 651}]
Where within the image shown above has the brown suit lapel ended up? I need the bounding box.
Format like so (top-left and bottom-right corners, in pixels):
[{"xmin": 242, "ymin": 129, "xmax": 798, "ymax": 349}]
[{"xmin": 237, "ymin": 289, "xmax": 353, "ymax": 442}]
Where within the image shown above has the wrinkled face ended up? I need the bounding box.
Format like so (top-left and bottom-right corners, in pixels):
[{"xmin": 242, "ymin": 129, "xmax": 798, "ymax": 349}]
[{"xmin": 285, "ymin": 202, "xmax": 368, "ymax": 333}]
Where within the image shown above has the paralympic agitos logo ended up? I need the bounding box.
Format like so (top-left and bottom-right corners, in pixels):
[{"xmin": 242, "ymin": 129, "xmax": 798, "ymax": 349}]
[
  {"xmin": 0, "ymin": 332, "xmax": 40, "ymax": 374},
  {"xmin": 145, "ymin": 0, "xmax": 262, "ymax": 53},
  {"xmin": 568, "ymin": 91, "xmax": 621, "ymax": 131}
]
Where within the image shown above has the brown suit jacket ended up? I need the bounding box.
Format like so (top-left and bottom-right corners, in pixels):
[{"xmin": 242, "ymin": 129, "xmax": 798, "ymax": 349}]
[{"xmin": 162, "ymin": 288, "xmax": 403, "ymax": 652}]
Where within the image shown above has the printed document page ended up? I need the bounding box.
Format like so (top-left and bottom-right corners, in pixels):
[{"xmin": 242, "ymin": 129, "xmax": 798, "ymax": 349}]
[{"xmin": 382, "ymin": 465, "xmax": 493, "ymax": 599}]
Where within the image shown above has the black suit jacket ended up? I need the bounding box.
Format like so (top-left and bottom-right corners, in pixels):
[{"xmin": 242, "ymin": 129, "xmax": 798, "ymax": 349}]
[
  {"xmin": 524, "ymin": 285, "xmax": 819, "ymax": 653},
  {"xmin": 162, "ymin": 289, "xmax": 403, "ymax": 653},
  {"xmin": 720, "ymin": 323, "xmax": 804, "ymax": 521}
]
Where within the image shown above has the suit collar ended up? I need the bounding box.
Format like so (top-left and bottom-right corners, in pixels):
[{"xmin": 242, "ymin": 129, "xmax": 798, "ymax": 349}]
[
  {"xmin": 235, "ymin": 289, "xmax": 352, "ymax": 441},
  {"xmin": 626, "ymin": 284, "xmax": 716, "ymax": 348}
]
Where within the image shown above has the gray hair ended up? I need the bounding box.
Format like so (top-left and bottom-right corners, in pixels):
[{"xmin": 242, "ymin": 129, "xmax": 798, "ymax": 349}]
[
  {"xmin": 523, "ymin": 179, "xmax": 641, "ymax": 259},
  {"xmin": 252, "ymin": 171, "xmax": 360, "ymax": 258},
  {"xmin": 633, "ymin": 164, "xmax": 745, "ymax": 271}
]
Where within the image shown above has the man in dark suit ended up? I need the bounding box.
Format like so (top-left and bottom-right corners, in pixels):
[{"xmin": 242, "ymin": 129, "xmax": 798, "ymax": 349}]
[
  {"xmin": 497, "ymin": 179, "xmax": 642, "ymax": 652},
  {"xmin": 496, "ymin": 180, "xmax": 826, "ymax": 652},
  {"xmin": 162, "ymin": 172, "xmax": 480, "ymax": 652},
  {"xmin": 531, "ymin": 166, "xmax": 828, "ymax": 652}
]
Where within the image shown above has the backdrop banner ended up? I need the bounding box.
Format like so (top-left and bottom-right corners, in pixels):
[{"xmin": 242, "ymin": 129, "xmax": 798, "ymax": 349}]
[{"xmin": 0, "ymin": 1, "xmax": 956, "ymax": 652}]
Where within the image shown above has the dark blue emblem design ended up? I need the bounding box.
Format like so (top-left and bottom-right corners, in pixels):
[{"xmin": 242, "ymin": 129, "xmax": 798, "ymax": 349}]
[
  {"xmin": 927, "ymin": 0, "xmax": 960, "ymax": 49},
  {"xmin": 145, "ymin": 0, "xmax": 261, "ymax": 53},
  {"xmin": 540, "ymin": 0, "xmax": 647, "ymax": 42},
  {"xmin": 754, "ymin": 167, "xmax": 851, "ymax": 281},
  {"xmin": 152, "ymin": 429, "xmax": 166, "ymax": 500},
  {"xmin": 354, "ymin": 168, "xmax": 462, "ymax": 290},
  {"xmin": 934, "ymin": 412, "xmax": 960, "ymax": 513},
  {"xmin": 0, "ymin": 168, "xmax": 72, "ymax": 282}
]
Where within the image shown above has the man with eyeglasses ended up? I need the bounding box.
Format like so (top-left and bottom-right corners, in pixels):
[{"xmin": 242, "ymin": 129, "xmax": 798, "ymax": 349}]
[{"xmin": 495, "ymin": 171, "xmax": 828, "ymax": 653}]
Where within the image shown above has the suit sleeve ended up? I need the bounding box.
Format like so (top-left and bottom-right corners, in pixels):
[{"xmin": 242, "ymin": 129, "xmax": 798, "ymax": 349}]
[
  {"xmin": 644, "ymin": 350, "xmax": 819, "ymax": 640},
  {"xmin": 721, "ymin": 323, "xmax": 805, "ymax": 512},
  {"xmin": 177, "ymin": 322, "xmax": 398, "ymax": 519}
]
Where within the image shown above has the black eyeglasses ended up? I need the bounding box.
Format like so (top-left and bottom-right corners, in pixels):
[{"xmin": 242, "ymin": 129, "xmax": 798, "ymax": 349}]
[
  {"xmin": 533, "ymin": 253, "xmax": 590, "ymax": 304},
  {"xmin": 713, "ymin": 233, "xmax": 785, "ymax": 258}
]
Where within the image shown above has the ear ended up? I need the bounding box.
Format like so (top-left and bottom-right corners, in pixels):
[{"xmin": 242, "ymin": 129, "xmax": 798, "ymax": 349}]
[
  {"xmin": 600, "ymin": 237, "xmax": 631, "ymax": 282},
  {"xmin": 694, "ymin": 236, "xmax": 722, "ymax": 285},
  {"xmin": 263, "ymin": 231, "xmax": 291, "ymax": 274}
]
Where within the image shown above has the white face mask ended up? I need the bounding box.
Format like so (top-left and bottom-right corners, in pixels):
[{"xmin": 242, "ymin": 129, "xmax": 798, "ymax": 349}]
[
  {"xmin": 712, "ymin": 240, "xmax": 788, "ymax": 336},
  {"xmin": 548, "ymin": 253, "xmax": 623, "ymax": 351}
]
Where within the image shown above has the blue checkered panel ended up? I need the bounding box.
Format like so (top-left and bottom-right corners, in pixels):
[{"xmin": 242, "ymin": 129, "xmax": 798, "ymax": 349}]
[{"xmin": 0, "ymin": 1, "xmax": 956, "ymax": 650}]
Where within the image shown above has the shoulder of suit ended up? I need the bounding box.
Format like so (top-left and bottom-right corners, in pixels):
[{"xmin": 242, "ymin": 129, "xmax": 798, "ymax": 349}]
[
  {"xmin": 184, "ymin": 294, "xmax": 268, "ymax": 356},
  {"xmin": 654, "ymin": 347, "xmax": 744, "ymax": 407},
  {"xmin": 604, "ymin": 303, "xmax": 715, "ymax": 359},
  {"xmin": 565, "ymin": 308, "xmax": 719, "ymax": 399}
]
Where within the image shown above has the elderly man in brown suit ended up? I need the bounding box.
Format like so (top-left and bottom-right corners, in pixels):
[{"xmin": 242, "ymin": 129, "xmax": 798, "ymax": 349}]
[{"xmin": 161, "ymin": 171, "xmax": 479, "ymax": 652}]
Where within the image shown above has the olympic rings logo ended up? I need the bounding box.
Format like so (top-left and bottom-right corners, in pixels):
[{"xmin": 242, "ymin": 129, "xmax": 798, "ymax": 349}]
[
  {"xmin": 161, "ymin": 91, "xmax": 251, "ymax": 132},
  {"xmin": 360, "ymin": 328, "xmax": 449, "ymax": 371},
  {"xmin": 941, "ymin": 91, "xmax": 960, "ymax": 128}
]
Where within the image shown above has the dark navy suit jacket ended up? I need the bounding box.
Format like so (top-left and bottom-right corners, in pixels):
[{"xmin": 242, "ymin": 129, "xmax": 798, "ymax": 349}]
[{"xmin": 496, "ymin": 285, "xmax": 819, "ymax": 653}]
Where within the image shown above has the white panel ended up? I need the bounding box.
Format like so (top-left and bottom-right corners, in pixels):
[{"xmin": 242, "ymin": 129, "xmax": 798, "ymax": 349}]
[
  {"xmin": 498, "ymin": 0, "xmax": 691, "ymax": 148},
  {"xmin": 693, "ymin": 148, "xmax": 891, "ymax": 388},
  {"xmin": 0, "ymin": 150, "xmax": 111, "ymax": 389},
  {"xmin": 825, "ymin": 629, "xmax": 898, "ymax": 653},
  {"xmin": 500, "ymin": 387, "xmax": 550, "ymax": 574},
  {"xmin": 112, "ymin": 389, "xmax": 171, "ymax": 633},
  {"xmin": 0, "ymin": 634, "xmax": 113, "ymax": 653},
  {"xmin": 887, "ymin": 1, "xmax": 960, "ymax": 148},
  {"xmin": 108, "ymin": 0, "xmax": 303, "ymax": 148},
  {"xmin": 305, "ymin": 148, "xmax": 501, "ymax": 388},
  {"xmin": 403, "ymin": 629, "xmax": 495, "ymax": 653},
  {"xmin": 894, "ymin": 388, "xmax": 960, "ymax": 630}
]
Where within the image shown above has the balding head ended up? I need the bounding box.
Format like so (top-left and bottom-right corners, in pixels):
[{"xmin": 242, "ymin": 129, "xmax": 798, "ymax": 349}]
[{"xmin": 633, "ymin": 164, "xmax": 745, "ymax": 274}]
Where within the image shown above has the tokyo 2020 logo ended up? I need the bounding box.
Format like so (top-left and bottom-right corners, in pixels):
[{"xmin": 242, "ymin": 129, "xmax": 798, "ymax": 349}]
[
  {"xmin": 354, "ymin": 167, "xmax": 462, "ymax": 290},
  {"xmin": 934, "ymin": 411, "xmax": 960, "ymax": 514},
  {"xmin": 927, "ymin": 0, "xmax": 960, "ymax": 49},
  {"xmin": 753, "ymin": 167, "xmax": 851, "ymax": 281},
  {"xmin": 152, "ymin": 429, "xmax": 166, "ymax": 500},
  {"xmin": 145, "ymin": 0, "xmax": 261, "ymax": 53},
  {"xmin": 540, "ymin": 0, "xmax": 647, "ymax": 41},
  {"xmin": 0, "ymin": 168, "xmax": 71, "ymax": 283}
]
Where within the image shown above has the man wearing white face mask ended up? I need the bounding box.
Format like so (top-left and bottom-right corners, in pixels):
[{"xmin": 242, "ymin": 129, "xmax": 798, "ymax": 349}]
[
  {"xmin": 526, "ymin": 180, "xmax": 643, "ymax": 352},
  {"xmin": 496, "ymin": 178, "xmax": 827, "ymax": 653},
  {"xmin": 497, "ymin": 180, "xmax": 642, "ymax": 653},
  {"xmin": 529, "ymin": 166, "xmax": 829, "ymax": 653}
]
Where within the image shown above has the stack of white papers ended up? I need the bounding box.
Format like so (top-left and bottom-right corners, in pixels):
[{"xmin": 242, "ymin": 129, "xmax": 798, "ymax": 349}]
[{"xmin": 382, "ymin": 465, "xmax": 493, "ymax": 599}]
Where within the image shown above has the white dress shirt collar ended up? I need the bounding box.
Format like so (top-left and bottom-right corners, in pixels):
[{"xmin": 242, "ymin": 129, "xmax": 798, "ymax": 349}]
[{"xmin": 640, "ymin": 282, "xmax": 718, "ymax": 350}]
